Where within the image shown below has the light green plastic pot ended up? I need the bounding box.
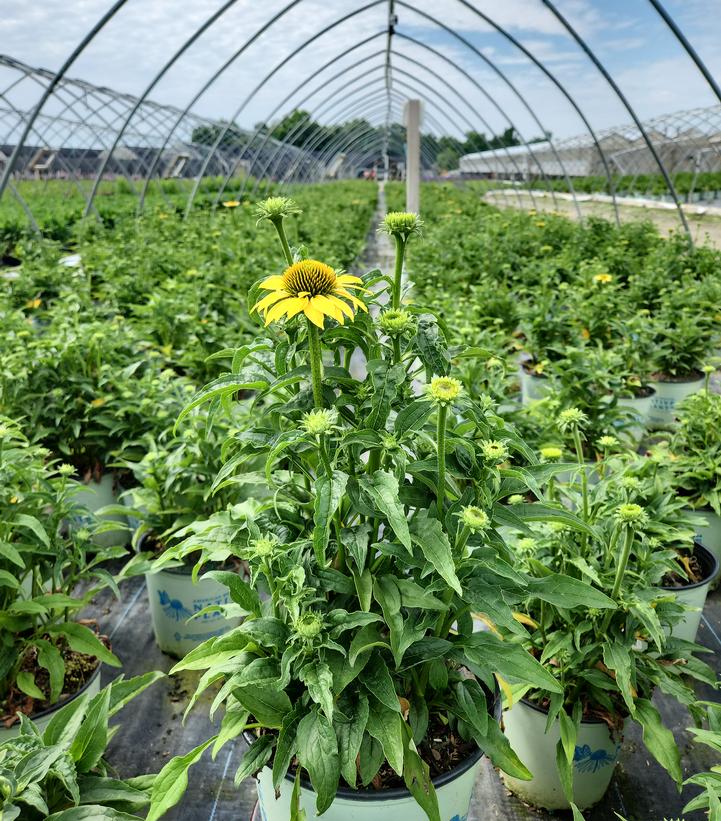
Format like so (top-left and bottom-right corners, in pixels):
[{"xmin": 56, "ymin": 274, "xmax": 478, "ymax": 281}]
[
  {"xmin": 73, "ymin": 473, "xmax": 129, "ymax": 547},
  {"xmin": 502, "ymin": 699, "xmax": 622, "ymax": 811},
  {"xmin": 694, "ymin": 510, "xmax": 721, "ymax": 583},
  {"xmin": 0, "ymin": 665, "xmax": 101, "ymax": 741},
  {"xmin": 145, "ymin": 564, "xmax": 242, "ymax": 658},
  {"xmin": 662, "ymin": 542, "xmax": 718, "ymax": 642},
  {"xmin": 519, "ymin": 367, "xmax": 551, "ymax": 405},
  {"xmin": 648, "ymin": 375, "xmax": 704, "ymax": 428},
  {"xmin": 254, "ymin": 744, "xmax": 483, "ymax": 821},
  {"xmin": 617, "ymin": 389, "xmax": 655, "ymax": 443}
]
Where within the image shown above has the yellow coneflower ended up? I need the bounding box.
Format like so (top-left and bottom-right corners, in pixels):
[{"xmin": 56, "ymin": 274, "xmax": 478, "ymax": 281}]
[
  {"xmin": 222, "ymin": 200, "xmax": 240, "ymax": 208},
  {"xmin": 593, "ymin": 273, "xmax": 613, "ymax": 284},
  {"xmin": 251, "ymin": 259, "xmax": 367, "ymax": 329}
]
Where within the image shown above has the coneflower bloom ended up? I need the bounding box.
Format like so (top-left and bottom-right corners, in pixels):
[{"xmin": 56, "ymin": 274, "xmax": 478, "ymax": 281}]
[{"xmin": 251, "ymin": 259, "xmax": 367, "ymax": 328}]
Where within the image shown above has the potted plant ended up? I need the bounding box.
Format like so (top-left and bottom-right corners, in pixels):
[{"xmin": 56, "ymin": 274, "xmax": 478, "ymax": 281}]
[
  {"xmin": 116, "ymin": 414, "xmax": 251, "ymax": 658},
  {"xmin": 0, "ymin": 671, "xmax": 163, "ymax": 818},
  {"xmin": 648, "ymin": 302, "xmax": 716, "ymax": 428},
  {"xmin": 612, "ymin": 314, "xmax": 657, "ymax": 441},
  {"xmin": 142, "ymin": 199, "xmax": 609, "ymax": 821},
  {"xmin": 665, "ymin": 378, "xmax": 721, "ymax": 578},
  {"xmin": 0, "ymin": 417, "xmax": 122, "ymax": 739},
  {"xmin": 501, "ymin": 410, "xmax": 716, "ymax": 813}
]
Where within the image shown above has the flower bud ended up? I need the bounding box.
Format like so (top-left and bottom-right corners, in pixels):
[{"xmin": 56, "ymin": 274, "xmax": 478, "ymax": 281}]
[{"xmin": 428, "ymin": 376, "xmax": 462, "ymax": 405}]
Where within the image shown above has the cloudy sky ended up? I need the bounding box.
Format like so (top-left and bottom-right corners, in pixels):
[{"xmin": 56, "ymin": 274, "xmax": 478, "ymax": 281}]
[{"xmin": 2, "ymin": 0, "xmax": 720, "ymax": 145}]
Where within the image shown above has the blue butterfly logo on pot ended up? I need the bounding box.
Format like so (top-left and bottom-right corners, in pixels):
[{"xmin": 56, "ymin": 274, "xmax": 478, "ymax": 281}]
[
  {"xmin": 573, "ymin": 744, "xmax": 616, "ymax": 773},
  {"xmin": 449, "ymin": 815, "xmax": 468, "ymax": 821},
  {"xmin": 157, "ymin": 590, "xmax": 193, "ymax": 622}
]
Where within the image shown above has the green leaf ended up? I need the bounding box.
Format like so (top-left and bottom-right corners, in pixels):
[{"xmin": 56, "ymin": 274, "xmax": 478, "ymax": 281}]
[
  {"xmin": 366, "ymin": 360, "xmax": 405, "ymax": 430},
  {"xmin": 45, "ymin": 623, "xmax": 120, "ymax": 667},
  {"xmin": 296, "ymin": 710, "xmax": 340, "ymax": 815},
  {"xmin": 401, "ymin": 721, "xmax": 440, "ymax": 821},
  {"xmin": 213, "ymin": 703, "xmax": 249, "ymax": 759},
  {"xmin": 395, "ymin": 578, "xmax": 448, "ymax": 610},
  {"xmin": 460, "ymin": 632, "xmax": 563, "ymax": 694},
  {"xmin": 528, "ymin": 575, "xmax": 616, "ymax": 610},
  {"xmin": 360, "ymin": 470, "xmax": 412, "ymax": 551},
  {"xmin": 147, "ymin": 738, "xmax": 215, "ymax": 821},
  {"xmin": 353, "ymin": 567, "xmax": 373, "ymax": 612},
  {"xmin": 366, "ymin": 699, "xmax": 404, "ymax": 775},
  {"xmin": 34, "ymin": 639, "xmax": 64, "ymax": 703},
  {"xmin": 634, "ymin": 698, "xmax": 682, "ymax": 784},
  {"xmin": 359, "ymin": 733, "xmax": 385, "ymax": 786},
  {"xmin": 16, "ymin": 670, "xmax": 44, "ymax": 700},
  {"xmin": 46, "ymin": 808, "xmax": 142, "ymax": 820},
  {"xmin": 394, "ymin": 399, "xmax": 433, "ymax": 436},
  {"xmin": 69, "ymin": 685, "xmax": 111, "ymax": 773},
  {"xmin": 510, "ymin": 503, "xmax": 599, "ymax": 538},
  {"xmin": 360, "ymin": 654, "xmax": 401, "ymax": 713},
  {"xmin": 313, "ymin": 470, "xmax": 348, "ymax": 566},
  {"xmin": 234, "ymin": 685, "xmax": 292, "ymax": 729},
  {"xmin": 272, "ymin": 705, "xmax": 303, "ymax": 791},
  {"xmin": 44, "ymin": 692, "xmax": 90, "ymax": 748},
  {"xmin": 473, "ymin": 712, "xmax": 532, "ymax": 780},
  {"xmin": 108, "ymin": 671, "xmax": 165, "ymax": 717},
  {"xmin": 201, "ymin": 570, "xmax": 261, "ymax": 616},
  {"xmin": 348, "ymin": 623, "xmax": 390, "ymax": 666},
  {"xmin": 410, "ymin": 512, "xmax": 462, "ymax": 595},
  {"xmin": 602, "ymin": 641, "xmax": 636, "ymax": 715},
  {"xmin": 13, "ymin": 513, "xmax": 49, "ymax": 546},
  {"xmin": 334, "ymin": 694, "xmax": 369, "ymax": 788},
  {"xmin": 414, "ymin": 314, "xmax": 450, "ymax": 376},
  {"xmin": 454, "ymin": 680, "xmax": 488, "ymax": 737},
  {"xmin": 558, "ymin": 708, "xmax": 577, "ymax": 765},
  {"xmin": 556, "ymin": 739, "xmax": 574, "ymax": 805},
  {"xmin": 176, "ymin": 372, "xmax": 269, "ymax": 427},
  {"xmin": 300, "ymin": 661, "xmax": 335, "ymax": 721},
  {"xmin": 234, "ymin": 734, "xmax": 275, "ymax": 785}
]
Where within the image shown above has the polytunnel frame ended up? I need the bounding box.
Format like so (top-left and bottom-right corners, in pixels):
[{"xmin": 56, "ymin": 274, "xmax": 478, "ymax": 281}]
[{"xmin": 1, "ymin": 0, "xmax": 721, "ymax": 239}]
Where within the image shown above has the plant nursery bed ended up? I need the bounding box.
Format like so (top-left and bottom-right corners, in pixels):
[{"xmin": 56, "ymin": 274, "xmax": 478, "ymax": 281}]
[{"xmin": 87, "ymin": 573, "xmax": 721, "ymax": 821}]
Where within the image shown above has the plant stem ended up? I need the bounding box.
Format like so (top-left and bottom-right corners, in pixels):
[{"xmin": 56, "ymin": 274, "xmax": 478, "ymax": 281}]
[
  {"xmin": 436, "ymin": 404, "xmax": 448, "ymax": 519},
  {"xmin": 601, "ymin": 526, "xmax": 634, "ymax": 634},
  {"xmin": 306, "ymin": 318, "xmax": 324, "ymax": 409},
  {"xmin": 392, "ymin": 235, "xmax": 405, "ymax": 309},
  {"xmin": 392, "ymin": 335, "xmax": 401, "ymax": 365},
  {"xmin": 271, "ymin": 217, "xmax": 294, "ymax": 266}
]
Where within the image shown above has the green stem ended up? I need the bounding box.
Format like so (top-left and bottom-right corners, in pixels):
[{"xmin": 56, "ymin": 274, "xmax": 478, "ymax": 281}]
[
  {"xmin": 436, "ymin": 404, "xmax": 448, "ymax": 519},
  {"xmin": 271, "ymin": 217, "xmax": 294, "ymax": 266},
  {"xmin": 455, "ymin": 524, "xmax": 470, "ymax": 557},
  {"xmin": 601, "ymin": 526, "xmax": 634, "ymax": 634},
  {"xmin": 392, "ymin": 235, "xmax": 406, "ymax": 309},
  {"xmin": 392, "ymin": 335, "xmax": 401, "ymax": 365},
  {"xmin": 306, "ymin": 319, "xmax": 324, "ymax": 409}
]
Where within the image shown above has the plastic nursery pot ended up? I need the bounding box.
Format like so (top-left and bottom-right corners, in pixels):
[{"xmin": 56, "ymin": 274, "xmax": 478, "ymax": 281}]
[
  {"xmin": 501, "ymin": 699, "xmax": 622, "ymax": 811},
  {"xmin": 142, "ymin": 534, "xmax": 242, "ymax": 658},
  {"xmin": 73, "ymin": 472, "xmax": 129, "ymax": 548},
  {"xmin": 694, "ymin": 510, "xmax": 721, "ymax": 585},
  {"xmin": 252, "ymin": 688, "xmax": 500, "ymax": 821},
  {"xmin": 617, "ymin": 388, "xmax": 656, "ymax": 443},
  {"xmin": 0, "ymin": 663, "xmax": 101, "ymax": 742},
  {"xmin": 662, "ymin": 541, "xmax": 718, "ymax": 643},
  {"xmin": 519, "ymin": 366, "xmax": 551, "ymax": 405},
  {"xmin": 647, "ymin": 373, "xmax": 705, "ymax": 429}
]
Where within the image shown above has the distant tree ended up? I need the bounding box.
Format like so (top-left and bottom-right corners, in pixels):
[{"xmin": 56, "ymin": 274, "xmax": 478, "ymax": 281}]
[{"xmin": 191, "ymin": 121, "xmax": 245, "ymax": 148}]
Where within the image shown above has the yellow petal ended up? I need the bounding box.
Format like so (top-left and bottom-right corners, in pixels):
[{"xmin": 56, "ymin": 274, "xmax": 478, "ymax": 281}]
[
  {"xmin": 327, "ymin": 294, "xmax": 354, "ymax": 320},
  {"xmin": 264, "ymin": 297, "xmax": 291, "ymax": 325},
  {"xmin": 336, "ymin": 274, "xmax": 363, "ymax": 285},
  {"xmin": 252, "ymin": 289, "xmax": 290, "ymax": 313},
  {"xmin": 259, "ymin": 275, "xmax": 286, "ymax": 291},
  {"xmin": 313, "ymin": 294, "xmax": 345, "ymax": 324},
  {"xmin": 304, "ymin": 301, "xmax": 326, "ymax": 328},
  {"xmin": 282, "ymin": 297, "xmax": 308, "ymax": 320},
  {"xmin": 472, "ymin": 613, "xmax": 501, "ymax": 637},
  {"xmin": 336, "ymin": 289, "xmax": 368, "ymax": 312}
]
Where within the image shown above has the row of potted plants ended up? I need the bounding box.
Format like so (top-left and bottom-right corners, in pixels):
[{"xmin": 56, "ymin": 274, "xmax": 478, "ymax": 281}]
[{"xmin": 1, "ymin": 182, "xmax": 720, "ymax": 818}]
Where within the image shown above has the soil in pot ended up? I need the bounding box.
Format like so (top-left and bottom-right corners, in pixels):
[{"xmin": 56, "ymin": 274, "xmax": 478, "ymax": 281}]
[{"xmin": 0, "ymin": 636, "xmax": 107, "ymax": 730}]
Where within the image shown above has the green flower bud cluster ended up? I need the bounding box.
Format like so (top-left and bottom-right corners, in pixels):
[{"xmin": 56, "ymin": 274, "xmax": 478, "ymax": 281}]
[
  {"xmin": 378, "ymin": 211, "xmax": 423, "ymax": 240},
  {"xmin": 379, "ymin": 309, "xmax": 414, "ymax": 337},
  {"xmin": 255, "ymin": 196, "xmax": 301, "ymax": 225}
]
